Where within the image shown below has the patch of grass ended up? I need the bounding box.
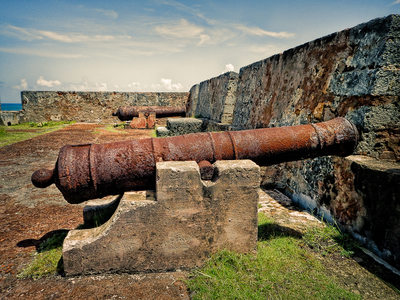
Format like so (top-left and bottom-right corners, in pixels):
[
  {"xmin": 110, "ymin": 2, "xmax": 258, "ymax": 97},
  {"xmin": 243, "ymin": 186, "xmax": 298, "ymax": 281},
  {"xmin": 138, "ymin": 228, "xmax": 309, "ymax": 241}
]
[
  {"xmin": 302, "ymin": 224, "xmax": 357, "ymax": 257},
  {"xmin": 113, "ymin": 123, "xmax": 126, "ymax": 129},
  {"xmin": 186, "ymin": 213, "xmax": 361, "ymax": 300},
  {"xmin": 18, "ymin": 231, "xmax": 67, "ymax": 279},
  {"xmin": 0, "ymin": 121, "xmax": 75, "ymax": 147},
  {"xmin": 103, "ymin": 124, "xmax": 127, "ymax": 133},
  {"xmin": 150, "ymin": 129, "xmax": 158, "ymax": 137}
]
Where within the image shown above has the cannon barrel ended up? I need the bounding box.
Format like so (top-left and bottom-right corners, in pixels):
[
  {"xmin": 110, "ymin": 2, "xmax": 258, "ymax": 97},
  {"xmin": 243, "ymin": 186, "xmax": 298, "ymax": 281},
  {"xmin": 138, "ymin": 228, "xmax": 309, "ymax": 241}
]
[
  {"xmin": 31, "ymin": 117, "xmax": 358, "ymax": 204},
  {"xmin": 112, "ymin": 106, "xmax": 186, "ymax": 121}
]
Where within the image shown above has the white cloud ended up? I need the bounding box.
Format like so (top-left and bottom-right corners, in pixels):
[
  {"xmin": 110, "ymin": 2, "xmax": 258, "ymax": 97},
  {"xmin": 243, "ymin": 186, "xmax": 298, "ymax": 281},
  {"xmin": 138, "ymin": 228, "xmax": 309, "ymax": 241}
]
[
  {"xmin": 94, "ymin": 8, "xmax": 119, "ymax": 19},
  {"xmin": 67, "ymin": 80, "xmax": 109, "ymax": 92},
  {"xmin": 128, "ymin": 82, "xmax": 141, "ymax": 90},
  {"xmin": 158, "ymin": 0, "xmax": 216, "ymax": 25},
  {"xmin": 224, "ymin": 64, "xmax": 235, "ymax": 72},
  {"xmin": 0, "ymin": 47, "xmax": 84, "ymax": 58},
  {"xmin": 2, "ymin": 25, "xmax": 115, "ymax": 43},
  {"xmin": 151, "ymin": 78, "xmax": 183, "ymax": 91},
  {"xmin": 393, "ymin": 0, "xmax": 400, "ymax": 4},
  {"xmin": 13, "ymin": 78, "xmax": 28, "ymax": 90},
  {"xmin": 248, "ymin": 44, "xmax": 283, "ymax": 56},
  {"xmin": 37, "ymin": 30, "xmax": 114, "ymax": 43},
  {"xmin": 36, "ymin": 76, "xmax": 61, "ymax": 87},
  {"xmin": 155, "ymin": 19, "xmax": 204, "ymax": 39},
  {"xmin": 235, "ymin": 24, "xmax": 294, "ymax": 38},
  {"xmin": 2, "ymin": 25, "xmax": 43, "ymax": 41},
  {"xmin": 161, "ymin": 78, "xmax": 183, "ymax": 91},
  {"xmin": 95, "ymin": 82, "xmax": 108, "ymax": 91},
  {"xmin": 198, "ymin": 34, "xmax": 211, "ymax": 45},
  {"xmin": 154, "ymin": 19, "xmax": 238, "ymax": 46}
]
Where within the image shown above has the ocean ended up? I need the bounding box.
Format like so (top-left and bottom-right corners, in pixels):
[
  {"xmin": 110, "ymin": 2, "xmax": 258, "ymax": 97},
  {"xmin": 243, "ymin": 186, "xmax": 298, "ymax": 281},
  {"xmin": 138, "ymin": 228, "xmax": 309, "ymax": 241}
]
[{"xmin": 1, "ymin": 103, "xmax": 22, "ymax": 111}]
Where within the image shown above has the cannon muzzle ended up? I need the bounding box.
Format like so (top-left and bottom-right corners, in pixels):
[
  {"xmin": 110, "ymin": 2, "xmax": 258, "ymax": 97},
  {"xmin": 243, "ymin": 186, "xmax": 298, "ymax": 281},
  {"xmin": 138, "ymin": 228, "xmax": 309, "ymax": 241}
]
[
  {"xmin": 32, "ymin": 117, "xmax": 358, "ymax": 204},
  {"xmin": 113, "ymin": 106, "xmax": 186, "ymax": 121}
]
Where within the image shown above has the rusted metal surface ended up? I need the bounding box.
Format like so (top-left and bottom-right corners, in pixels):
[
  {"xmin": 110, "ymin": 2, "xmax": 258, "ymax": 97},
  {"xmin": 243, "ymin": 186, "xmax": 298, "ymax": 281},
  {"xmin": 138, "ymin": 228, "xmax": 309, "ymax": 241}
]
[
  {"xmin": 31, "ymin": 117, "xmax": 359, "ymax": 203},
  {"xmin": 198, "ymin": 160, "xmax": 214, "ymax": 180},
  {"xmin": 113, "ymin": 106, "xmax": 186, "ymax": 121}
]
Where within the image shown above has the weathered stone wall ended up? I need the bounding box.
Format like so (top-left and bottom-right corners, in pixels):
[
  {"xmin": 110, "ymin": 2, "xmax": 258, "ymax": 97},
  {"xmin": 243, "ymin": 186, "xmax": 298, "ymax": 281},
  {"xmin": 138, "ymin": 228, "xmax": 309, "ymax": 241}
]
[
  {"xmin": 236, "ymin": 14, "xmax": 400, "ymax": 267},
  {"xmin": 232, "ymin": 15, "xmax": 399, "ymax": 161},
  {"xmin": 185, "ymin": 84, "xmax": 199, "ymax": 117},
  {"xmin": 0, "ymin": 111, "xmax": 23, "ymax": 126},
  {"xmin": 21, "ymin": 91, "xmax": 189, "ymax": 123},
  {"xmin": 187, "ymin": 72, "xmax": 238, "ymax": 124},
  {"xmin": 188, "ymin": 15, "xmax": 400, "ymax": 267}
]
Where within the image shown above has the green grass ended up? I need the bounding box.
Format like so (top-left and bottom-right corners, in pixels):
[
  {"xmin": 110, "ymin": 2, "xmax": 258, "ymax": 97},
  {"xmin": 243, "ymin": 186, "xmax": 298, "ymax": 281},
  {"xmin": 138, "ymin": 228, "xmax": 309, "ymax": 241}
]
[
  {"xmin": 186, "ymin": 213, "xmax": 361, "ymax": 300},
  {"xmin": 150, "ymin": 129, "xmax": 158, "ymax": 137},
  {"xmin": 302, "ymin": 224, "xmax": 357, "ymax": 257},
  {"xmin": 102, "ymin": 123, "xmax": 127, "ymax": 133},
  {"xmin": 18, "ymin": 231, "xmax": 67, "ymax": 279},
  {"xmin": 0, "ymin": 121, "xmax": 75, "ymax": 147}
]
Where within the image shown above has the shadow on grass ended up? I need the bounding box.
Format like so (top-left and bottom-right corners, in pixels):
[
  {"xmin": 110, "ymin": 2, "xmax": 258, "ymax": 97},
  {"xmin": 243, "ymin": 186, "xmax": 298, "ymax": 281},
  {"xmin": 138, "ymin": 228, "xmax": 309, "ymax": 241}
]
[
  {"xmin": 17, "ymin": 229, "xmax": 69, "ymax": 277},
  {"xmin": 16, "ymin": 229, "xmax": 69, "ymax": 252},
  {"xmin": 258, "ymin": 222, "xmax": 303, "ymax": 241}
]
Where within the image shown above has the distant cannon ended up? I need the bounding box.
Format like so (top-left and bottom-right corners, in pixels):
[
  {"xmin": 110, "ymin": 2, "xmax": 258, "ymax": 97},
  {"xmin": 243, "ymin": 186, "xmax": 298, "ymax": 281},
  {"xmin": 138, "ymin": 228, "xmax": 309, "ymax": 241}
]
[
  {"xmin": 112, "ymin": 106, "xmax": 186, "ymax": 121},
  {"xmin": 31, "ymin": 117, "xmax": 358, "ymax": 204}
]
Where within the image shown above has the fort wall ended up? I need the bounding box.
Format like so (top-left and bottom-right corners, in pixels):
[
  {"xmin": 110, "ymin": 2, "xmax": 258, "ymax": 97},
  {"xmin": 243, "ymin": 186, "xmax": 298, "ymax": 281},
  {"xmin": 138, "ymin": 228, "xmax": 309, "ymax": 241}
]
[
  {"xmin": 20, "ymin": 91, "xmax": 188, "ymax": 123},
  {"xmin": 186, "ymin": 72, "xmax": 238, "ymax": 124},
  {"xmin": 186, "ymin": 14, "xmax": 400, "ymax": 267}
]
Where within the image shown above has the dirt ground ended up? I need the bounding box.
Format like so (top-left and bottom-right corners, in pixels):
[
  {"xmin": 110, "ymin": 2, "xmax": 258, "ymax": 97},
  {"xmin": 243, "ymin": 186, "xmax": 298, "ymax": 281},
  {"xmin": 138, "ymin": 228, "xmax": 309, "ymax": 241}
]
[
  {"xmin": 0, "ymin": 123, "xmax": 399, "ymax": 299},
  {"xmin": 0, "ymin": 123, "xmax": 189, "ymax": 299}
]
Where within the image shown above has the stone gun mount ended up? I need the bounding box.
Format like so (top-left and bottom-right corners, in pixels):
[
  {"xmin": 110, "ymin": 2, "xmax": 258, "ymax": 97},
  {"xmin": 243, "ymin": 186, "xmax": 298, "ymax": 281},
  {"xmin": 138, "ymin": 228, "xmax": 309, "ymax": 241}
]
[
  {"xmin": 31, "ymin": 117, "xmax": 358, "ymax": 204},
  {"xmin": 112, "ymin": 105, "xmax": 186, "ymax": 121}
]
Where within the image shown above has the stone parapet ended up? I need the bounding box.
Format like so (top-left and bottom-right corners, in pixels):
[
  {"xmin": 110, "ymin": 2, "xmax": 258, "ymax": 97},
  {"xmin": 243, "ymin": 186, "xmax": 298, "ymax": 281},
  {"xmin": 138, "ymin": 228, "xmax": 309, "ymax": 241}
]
[
  {"xmin": 187, "ymin": 72, "xmax": 238, "ymax": 123},
  {"xmin": 21, "ymin": 91, "xmax": 188, "ymax": 123}
]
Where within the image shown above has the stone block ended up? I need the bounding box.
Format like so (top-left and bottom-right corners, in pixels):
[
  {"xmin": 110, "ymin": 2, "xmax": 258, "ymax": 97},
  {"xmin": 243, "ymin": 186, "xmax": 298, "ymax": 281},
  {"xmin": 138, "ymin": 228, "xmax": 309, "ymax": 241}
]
[
  {"xmin": 129, "ymin": 116, "xmax": 147, "ymax": 129},
  {"xmin": 156, "ymin": 126, "xmax": 170, "ymax": 137},
  {"xmin": 146, "ymin": 112, "xmax": 156, "ymax": 129},
  {"xmin": 63, "ymin": 160, "xmax": 260, "ymax": 275},
  {"xmin": 165, "ymin": 118, "xmax": 203, "ymax": 136},
  {"xmin": 203, "ymin": 120, "xmax": 231, "ymax": 132}
]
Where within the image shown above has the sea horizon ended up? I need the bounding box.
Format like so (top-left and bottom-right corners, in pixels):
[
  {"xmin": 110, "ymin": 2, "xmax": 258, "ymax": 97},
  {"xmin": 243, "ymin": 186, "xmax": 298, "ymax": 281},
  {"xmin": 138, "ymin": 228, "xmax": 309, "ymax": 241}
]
[{"xmin": 1, "ymin": 103, "xmax": 22, "ymax": 111}]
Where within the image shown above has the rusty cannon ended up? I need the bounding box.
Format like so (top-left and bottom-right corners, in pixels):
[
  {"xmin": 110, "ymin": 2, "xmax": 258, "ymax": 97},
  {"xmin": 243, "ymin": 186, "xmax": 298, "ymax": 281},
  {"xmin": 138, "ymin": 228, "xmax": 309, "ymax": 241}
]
[
  {"xmin": 31, "ymin": 117, "xmax": 358, "ymax": 204},
  {"xmin": 112, "ymin": 105, "xmax": 186, "ymax": 121}
]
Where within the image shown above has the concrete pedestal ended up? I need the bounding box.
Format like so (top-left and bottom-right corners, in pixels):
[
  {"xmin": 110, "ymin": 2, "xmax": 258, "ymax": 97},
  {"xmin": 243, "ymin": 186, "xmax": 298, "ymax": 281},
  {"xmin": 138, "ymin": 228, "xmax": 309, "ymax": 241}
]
[{"xmin": 63, "ymin": 160, "xmax": 260, "ymax": 275}]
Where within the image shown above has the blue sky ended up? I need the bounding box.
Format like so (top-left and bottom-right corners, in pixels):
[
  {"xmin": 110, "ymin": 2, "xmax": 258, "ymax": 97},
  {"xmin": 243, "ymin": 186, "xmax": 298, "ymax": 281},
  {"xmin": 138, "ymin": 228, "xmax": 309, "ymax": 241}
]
[{"xmin": 0, "ymin": 0, "xmax": 399, "ymax": 103}]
